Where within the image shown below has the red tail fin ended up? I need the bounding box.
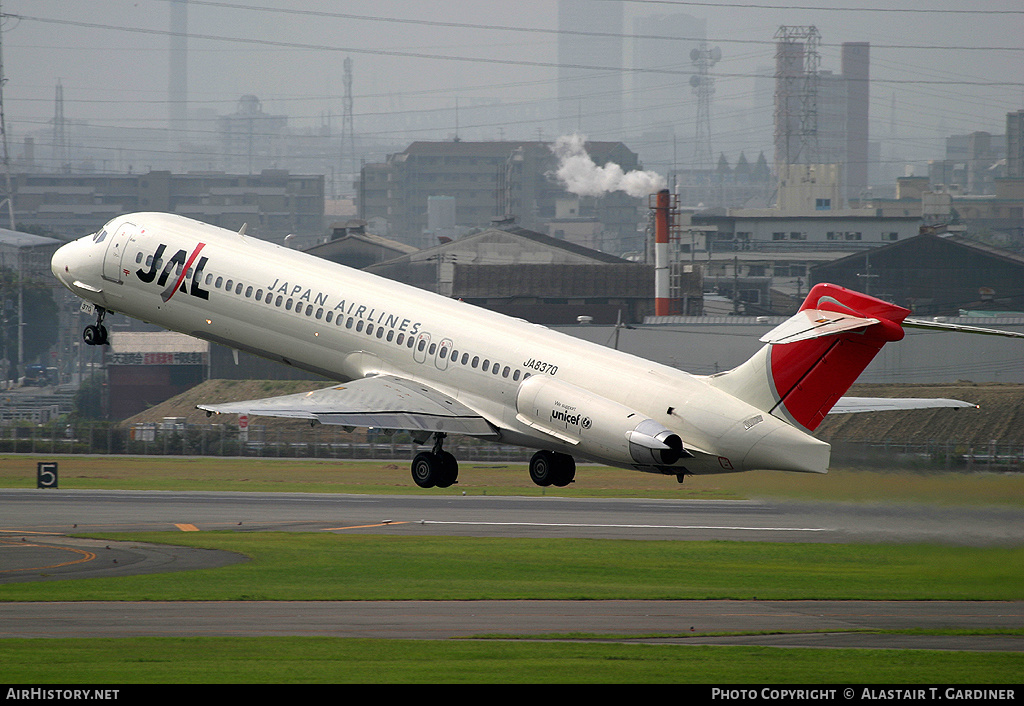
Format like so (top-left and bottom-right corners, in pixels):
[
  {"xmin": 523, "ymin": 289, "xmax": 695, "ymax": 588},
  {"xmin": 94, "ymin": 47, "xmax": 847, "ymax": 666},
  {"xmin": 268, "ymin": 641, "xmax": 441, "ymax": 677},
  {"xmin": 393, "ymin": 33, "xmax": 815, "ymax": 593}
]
[{"xmin": 769, "ymin": 283, "xmax": 909, "ymax": 430}]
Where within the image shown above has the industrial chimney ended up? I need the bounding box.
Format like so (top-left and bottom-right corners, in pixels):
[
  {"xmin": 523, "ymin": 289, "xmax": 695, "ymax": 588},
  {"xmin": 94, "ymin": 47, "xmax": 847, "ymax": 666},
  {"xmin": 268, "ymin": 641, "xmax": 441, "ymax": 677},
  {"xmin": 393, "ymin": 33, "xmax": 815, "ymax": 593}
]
[{"xmin": 652, "ymin": 189, "xmax": 674, "ymax": 316}]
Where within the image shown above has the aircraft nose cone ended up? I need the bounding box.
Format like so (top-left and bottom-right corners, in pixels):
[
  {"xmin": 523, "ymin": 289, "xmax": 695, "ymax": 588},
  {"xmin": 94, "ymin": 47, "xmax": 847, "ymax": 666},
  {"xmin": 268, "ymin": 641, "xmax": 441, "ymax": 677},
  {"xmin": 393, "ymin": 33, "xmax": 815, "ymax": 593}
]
[
  {"xmin": 51, "ymin": 236, "xmax": 97, "ymax": 291},
  {"xmin": 51, "ymin": 240, "xmax": 75, "ymax": 286}
]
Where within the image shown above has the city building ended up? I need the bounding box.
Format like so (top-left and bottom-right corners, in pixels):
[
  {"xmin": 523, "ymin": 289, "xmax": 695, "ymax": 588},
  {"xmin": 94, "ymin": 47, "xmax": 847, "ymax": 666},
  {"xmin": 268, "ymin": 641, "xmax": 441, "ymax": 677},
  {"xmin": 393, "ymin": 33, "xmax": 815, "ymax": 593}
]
[
  {"xmin": 811, "ymin": 231, "xmax": 1024, "ymax": 315},
  {"xmin": 877, "ymin": 174, "xmax": 1024, "ymax": 249},
  {"xmin": 557, "ymin": 0, "xmax": 624, "ymax": 139},
  {"xmin": 680, "ymin": 165, "xmax": 922, "ymax": 314},
  {"xmin": 929, "ymin": 131, "xmax": 1006, "ymax": 195},
  {"xmin": 11, "ymin": 169, "xmax": 325, "ymax": 242},
  {"xmin": 104, "ymin": 332, "xmax": 208, "ymax": 420},
  {"xmin": 217, "ymin": 95, "xmax": 289, "ymax": 175},
  {"xmin": 358, "ymin": 140, "xmax": 646, "ymax": 254},
  {"xmin": 628, "ymin": 12, "xmax": 707, "ymax": 177},
  {"xmin": 1008, "ymin": 110, "xmax": 1024, "ymax": 179},
  {"xmin": 670, "ymin": 152, "xmax": 775, "ymax": 210},
  {"xmin": 302, "ymin": 221, "xmax": 418, "ymax": 270},
  {"xmin": 364, "ymin": 224, "xmax": 653, "ymax": 324}
]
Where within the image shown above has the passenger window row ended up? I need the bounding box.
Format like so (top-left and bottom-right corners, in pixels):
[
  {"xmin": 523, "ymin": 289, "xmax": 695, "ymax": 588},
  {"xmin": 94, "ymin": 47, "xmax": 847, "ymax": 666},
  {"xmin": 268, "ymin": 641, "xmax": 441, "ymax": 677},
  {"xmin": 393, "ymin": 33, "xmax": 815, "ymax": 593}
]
[{"xmin": 144, "ymin": 258, "xmax": 529, "ymax": 383}]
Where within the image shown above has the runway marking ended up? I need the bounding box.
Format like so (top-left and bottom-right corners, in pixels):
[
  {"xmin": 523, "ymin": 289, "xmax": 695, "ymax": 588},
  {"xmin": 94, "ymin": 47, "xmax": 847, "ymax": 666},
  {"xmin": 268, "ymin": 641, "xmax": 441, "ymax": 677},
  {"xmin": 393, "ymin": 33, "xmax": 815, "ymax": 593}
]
[
  {"xmin": 0, "ymin": 539, "xmax": 97, "ymax": 573},
  {"xmin": 418, "ymin": 521, "xmax": 829, "ymax": 532},
  {"xmin": 175, "ymin": 524, "xmax": 200, "ymax": 532},
  {"xmin": 325, "ymin": 522, "xmax": 412, "ymax": 531}
]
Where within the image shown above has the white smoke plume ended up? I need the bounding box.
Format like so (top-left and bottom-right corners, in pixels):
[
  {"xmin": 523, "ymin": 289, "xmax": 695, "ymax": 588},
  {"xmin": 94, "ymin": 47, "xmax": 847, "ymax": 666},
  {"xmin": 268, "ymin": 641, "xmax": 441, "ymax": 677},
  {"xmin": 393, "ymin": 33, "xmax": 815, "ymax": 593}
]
[{"xmin": 550, "ymin": 133, "xmax": 666, "ymax": 199}]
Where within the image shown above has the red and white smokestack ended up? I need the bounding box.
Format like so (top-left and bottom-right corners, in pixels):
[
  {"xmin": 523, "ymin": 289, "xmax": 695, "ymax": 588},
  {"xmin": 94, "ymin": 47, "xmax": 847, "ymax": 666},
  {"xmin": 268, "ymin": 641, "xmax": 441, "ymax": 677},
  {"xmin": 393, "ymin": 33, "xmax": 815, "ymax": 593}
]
[{"xmin": 654, "ymin": 189, "xmax": 671, "ymax": 316}]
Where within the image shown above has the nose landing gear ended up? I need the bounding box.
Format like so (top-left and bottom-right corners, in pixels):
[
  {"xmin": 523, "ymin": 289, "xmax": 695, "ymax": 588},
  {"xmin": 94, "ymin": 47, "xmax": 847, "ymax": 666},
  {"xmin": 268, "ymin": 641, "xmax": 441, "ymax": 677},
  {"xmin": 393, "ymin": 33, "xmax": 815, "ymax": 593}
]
[{"xmin": 83, "ymin": 307, "xmax": 109, "ymax": 346}]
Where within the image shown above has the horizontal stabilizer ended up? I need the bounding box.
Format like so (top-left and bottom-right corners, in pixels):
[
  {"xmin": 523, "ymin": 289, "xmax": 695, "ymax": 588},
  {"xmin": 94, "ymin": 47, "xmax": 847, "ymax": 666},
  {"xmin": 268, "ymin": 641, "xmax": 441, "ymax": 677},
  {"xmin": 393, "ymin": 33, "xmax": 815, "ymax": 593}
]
[
  {"xmin": 760, "ymin": 309, "xmax": 879, "ymax": 345},
  {"xmin": 830, "ymin": 396, "xmax": 978, "ymax": 414},
  {"xmin": 198, "ymin": 375, "xmax": 496, "ymax": 436},
  {"xmin": 903, "ymin": 318, "xmax": 1024, "ymax": 339}
]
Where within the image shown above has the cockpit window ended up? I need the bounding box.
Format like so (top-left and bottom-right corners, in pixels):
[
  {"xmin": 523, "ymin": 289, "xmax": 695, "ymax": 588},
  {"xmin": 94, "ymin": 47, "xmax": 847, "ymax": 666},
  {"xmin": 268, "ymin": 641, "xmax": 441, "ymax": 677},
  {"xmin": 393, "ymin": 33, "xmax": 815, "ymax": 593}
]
[{"xmin": 93, "ymin": 229, "xmax": 108, "ymax": 244}]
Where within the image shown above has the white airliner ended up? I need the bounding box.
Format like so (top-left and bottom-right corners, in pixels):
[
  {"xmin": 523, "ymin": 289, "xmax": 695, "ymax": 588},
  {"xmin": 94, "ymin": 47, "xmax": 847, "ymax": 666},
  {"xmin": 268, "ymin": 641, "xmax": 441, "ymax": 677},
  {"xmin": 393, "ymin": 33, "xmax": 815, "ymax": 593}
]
[{"xmin": 51, "ymin": 212, "xmax": 1022, "ymax": 488}]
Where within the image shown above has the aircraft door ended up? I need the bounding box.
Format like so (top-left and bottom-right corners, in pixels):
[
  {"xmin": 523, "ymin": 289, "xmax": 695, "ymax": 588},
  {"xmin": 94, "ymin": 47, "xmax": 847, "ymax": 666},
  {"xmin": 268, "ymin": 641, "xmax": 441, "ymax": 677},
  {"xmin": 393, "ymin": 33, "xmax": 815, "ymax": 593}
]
[
  {"xmin": 412, "ymin": 332, "xmax": 431, "ymax": 365},
  {"xmin": 102, "ymin": 222, "xmax": 135, "ymax": 283},
  {"xmin": 434, "ymin": 337, "xmax": 454, "ymax": 371}
]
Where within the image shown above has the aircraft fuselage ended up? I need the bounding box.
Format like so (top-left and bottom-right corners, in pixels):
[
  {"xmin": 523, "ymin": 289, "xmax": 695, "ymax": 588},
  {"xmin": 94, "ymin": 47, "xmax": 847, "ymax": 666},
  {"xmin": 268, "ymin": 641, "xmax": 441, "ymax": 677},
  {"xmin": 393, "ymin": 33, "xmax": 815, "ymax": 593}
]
[{"xmin": 51, "ymin": 212, "xmax": 830, "ymax": 481}]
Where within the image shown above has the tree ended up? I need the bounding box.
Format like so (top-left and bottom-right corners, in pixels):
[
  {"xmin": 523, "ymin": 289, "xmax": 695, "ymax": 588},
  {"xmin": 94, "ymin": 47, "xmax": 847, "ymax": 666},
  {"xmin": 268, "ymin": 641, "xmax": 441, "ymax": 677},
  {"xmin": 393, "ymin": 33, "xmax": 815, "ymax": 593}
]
[{"xmin": 0, "ymin": 267, "xmax": 59, "ymax": 369}]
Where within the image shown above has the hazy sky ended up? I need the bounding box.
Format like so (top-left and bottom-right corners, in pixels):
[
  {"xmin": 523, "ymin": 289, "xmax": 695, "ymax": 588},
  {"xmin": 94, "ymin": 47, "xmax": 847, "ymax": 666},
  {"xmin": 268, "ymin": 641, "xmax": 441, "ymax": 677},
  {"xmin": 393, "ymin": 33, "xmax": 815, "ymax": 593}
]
[{"xmin": 3, "ymin": 0, "xmax": 1022, "ymax": 167}]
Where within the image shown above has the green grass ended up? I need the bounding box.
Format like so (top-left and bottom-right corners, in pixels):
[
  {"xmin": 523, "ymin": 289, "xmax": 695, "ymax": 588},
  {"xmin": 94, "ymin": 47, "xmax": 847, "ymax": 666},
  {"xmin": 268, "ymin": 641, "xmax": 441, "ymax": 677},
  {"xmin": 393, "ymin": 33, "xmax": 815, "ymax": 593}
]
[
  {"xmin": 1, "ymin": 637, "xmax": 1021, "ymax": 684},
  {"xmin": 2, "ymin": 455, "xmax": 1022, "ymax": 684},
  {"xmin": 4, "ymin": 454, "xmax": 1024, "ymax": 504},
  {"xmin": 3, "ymin": 533, "xmax": 1021, "ymax": 602},
  {"xmin": 474, "ymin": 628, "xmax": 1024, "ymax": 640}
]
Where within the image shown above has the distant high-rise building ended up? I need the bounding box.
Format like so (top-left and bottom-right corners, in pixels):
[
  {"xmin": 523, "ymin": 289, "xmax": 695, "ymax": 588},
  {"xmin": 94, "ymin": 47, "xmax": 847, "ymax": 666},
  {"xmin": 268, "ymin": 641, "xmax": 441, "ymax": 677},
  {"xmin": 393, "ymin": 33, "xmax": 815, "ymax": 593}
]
[
  {"xmin": 168, "ymin": 0, "xmax": 188, "ymax": 142},
  {"xmin": 629, "ymin": 13, "xmax": 706, "ymax": 175},
  {"xmin": 630, "ymin": 13, "xmax": 705, "ymax": 133},
  {"xmin": 841, "ymin": 42, "xmax": 870, "ymax": 201},
  {"xmin": 218, "ymin": 95, "xmax": 287, "ymax": 174},
  {"xmin": 1008, "ymin": 110, "xmax": 1024, "ymax": 179},
  {"xmin": 930, "ymin": 131, "xmax": 1006, "ymax": 194},
  {"xmin": 557, "ymin": 0, "xmax": 624, "ymax": 139}
]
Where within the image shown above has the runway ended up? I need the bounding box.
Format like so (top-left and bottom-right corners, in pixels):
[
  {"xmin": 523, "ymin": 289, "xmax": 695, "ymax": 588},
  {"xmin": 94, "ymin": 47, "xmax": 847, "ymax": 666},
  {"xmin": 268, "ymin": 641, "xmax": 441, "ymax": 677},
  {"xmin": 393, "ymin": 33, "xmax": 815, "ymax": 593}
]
[
  {"xmin": 2, "ymin": 489, "xmax": 1022, "ymax": 650},
  {"xmin": 2, "ymin": 599, "xmax": 1022, "ymax": 651},
  {"xmin": 3, "ymin": 488, "xmax": 1023, "ymax": 545}
]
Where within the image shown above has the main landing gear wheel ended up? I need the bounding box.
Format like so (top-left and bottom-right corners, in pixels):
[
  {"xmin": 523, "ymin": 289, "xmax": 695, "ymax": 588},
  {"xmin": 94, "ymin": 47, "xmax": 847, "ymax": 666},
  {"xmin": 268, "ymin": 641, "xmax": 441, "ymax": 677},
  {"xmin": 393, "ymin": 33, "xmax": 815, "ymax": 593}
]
[
  {"xmin": 410, "ymin": 433, "xmax": 458, "ymax": 489},
  {"xmin": 411, "ymin": 451, "xmax": 458, "ymax": 489},
  {"xmin": 529, "ymin": 450, "xmax": 576, "ymax": 487}
]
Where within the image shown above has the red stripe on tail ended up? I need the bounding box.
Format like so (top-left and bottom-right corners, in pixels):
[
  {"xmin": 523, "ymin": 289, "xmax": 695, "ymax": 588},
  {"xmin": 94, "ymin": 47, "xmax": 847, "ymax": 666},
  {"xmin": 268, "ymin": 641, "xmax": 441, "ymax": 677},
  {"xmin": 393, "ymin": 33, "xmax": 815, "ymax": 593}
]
[{"xmin": 769, "ymin": 284, "xmax": 909, "ymax": 431}]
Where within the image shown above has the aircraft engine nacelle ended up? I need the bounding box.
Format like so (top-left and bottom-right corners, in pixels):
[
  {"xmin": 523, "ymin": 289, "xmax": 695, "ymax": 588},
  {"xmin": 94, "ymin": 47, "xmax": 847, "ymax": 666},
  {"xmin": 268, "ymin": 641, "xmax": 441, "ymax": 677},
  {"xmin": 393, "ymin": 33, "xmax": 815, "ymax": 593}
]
[{"xmin": 515, "ymin": 375, "xmax": 685, "ymax": 468}]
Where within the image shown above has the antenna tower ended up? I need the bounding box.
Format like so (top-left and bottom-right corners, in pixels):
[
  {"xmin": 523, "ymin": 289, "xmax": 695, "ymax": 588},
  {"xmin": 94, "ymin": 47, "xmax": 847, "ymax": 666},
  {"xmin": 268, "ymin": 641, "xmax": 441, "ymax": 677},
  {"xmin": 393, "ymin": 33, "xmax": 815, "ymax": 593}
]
[
  {"xmin": 0, "ymin": 1, "xmax": 13, "ymax": 227},
  {"xmin": 774, "ymin": 25, "xmax": 820, "ymax": 167},
  {"xmin": 340, "ymin": 57, "xmax": 355, "ymax": 195},
  {"xmin": 690, "ymin": 43, "xmax": 720, "ymax": 174}
]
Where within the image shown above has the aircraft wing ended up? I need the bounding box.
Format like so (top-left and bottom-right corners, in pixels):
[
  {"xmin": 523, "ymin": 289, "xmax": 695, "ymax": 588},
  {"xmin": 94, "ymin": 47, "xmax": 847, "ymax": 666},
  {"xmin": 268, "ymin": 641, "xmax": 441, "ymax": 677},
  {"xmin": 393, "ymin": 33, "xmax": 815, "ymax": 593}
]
[
  {"xmin": 197, "ymin": 375, "xmax": 497, "ymax": 436},
  {"xmin": 830, "ymin": 396, "xmax": 978, "ymax": 414},
  {"xmin": 760, "ymin": 309, "xmax": 880, "ymax": 344}
]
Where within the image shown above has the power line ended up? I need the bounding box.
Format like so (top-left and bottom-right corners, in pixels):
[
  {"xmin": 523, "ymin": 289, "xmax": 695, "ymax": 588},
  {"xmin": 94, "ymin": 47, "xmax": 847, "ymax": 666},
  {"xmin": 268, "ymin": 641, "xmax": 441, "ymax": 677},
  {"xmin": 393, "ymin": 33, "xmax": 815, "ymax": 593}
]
[
  {"xmin": 156, "ymin": 0, "xmax": 1024, "ymax": 49},
  {"xmin": 616, "ymin": 0, "xmax": 1024, "ymax": 14},
  {"xmin": 8, "ymin": 14, "xmax": 1022, "ymax": 88},
  {"xmin": 11, "ymin": 8, "xmax": 1024, "ymax": 55}
]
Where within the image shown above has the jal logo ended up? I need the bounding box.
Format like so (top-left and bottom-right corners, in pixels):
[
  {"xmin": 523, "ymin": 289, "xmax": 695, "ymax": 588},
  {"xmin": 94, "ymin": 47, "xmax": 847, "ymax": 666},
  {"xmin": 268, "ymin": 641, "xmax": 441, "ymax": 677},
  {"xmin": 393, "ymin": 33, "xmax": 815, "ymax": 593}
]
[{"xmin": 136, "ymin": 242, "xmax": 210, "ymax": 302}]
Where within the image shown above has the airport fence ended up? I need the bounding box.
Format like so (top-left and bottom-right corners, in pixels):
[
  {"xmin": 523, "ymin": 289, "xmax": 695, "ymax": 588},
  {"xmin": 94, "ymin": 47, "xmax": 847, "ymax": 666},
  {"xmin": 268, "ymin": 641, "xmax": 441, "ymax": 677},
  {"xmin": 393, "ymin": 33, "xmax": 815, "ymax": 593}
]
[
  {"xmin": 828, "ymin": 440, "xmax": 1024, "ymax": 472},
  {"xmin": 0, "ymin": 422, "xmax": 535, "ymax": 463},
  {"xmin": 0, "ymin": 423, "xmax": 1021, "ymax": 471}
]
